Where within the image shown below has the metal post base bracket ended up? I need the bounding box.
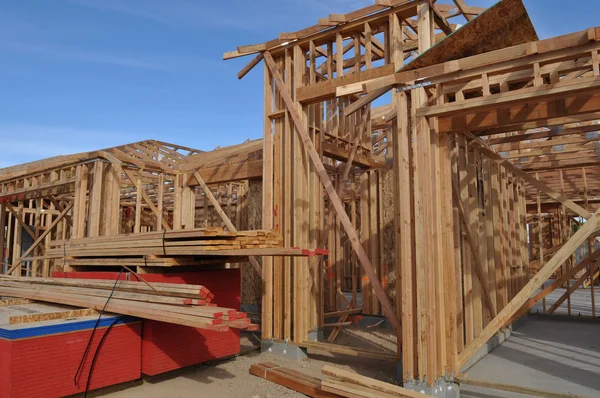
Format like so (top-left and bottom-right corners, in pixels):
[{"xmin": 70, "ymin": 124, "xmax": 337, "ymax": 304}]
[
  {"xmin": 261, "ymin": 339, "xmax": 308, "ymax": 360},
  {"xmin": 404, "ymin": 378, "xmax": 460, "ymax": 398}
]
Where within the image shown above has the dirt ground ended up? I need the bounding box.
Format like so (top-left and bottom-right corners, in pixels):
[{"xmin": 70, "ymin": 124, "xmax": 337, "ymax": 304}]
[{"xmin": 84, "ymin": 326, "xmax": 399, "ymax": 398}]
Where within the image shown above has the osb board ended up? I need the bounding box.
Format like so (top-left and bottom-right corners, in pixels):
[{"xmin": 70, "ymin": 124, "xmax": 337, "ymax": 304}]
[
  {"xmin": 381, "ymin": 167, "xmax": 396, "ymax": 309},
  {"xmin": 241, "ymin": 179, "xmax": 263, "ymax": 306},
  {"xmin": 403, "ymin": 0, "xmax": 538, "ymax": 71}
]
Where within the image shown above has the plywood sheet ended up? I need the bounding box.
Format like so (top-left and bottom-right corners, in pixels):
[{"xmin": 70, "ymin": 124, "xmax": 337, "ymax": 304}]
[{"xmin": 403, "ymin": 0, "xmax": 538, "ymax": 71}]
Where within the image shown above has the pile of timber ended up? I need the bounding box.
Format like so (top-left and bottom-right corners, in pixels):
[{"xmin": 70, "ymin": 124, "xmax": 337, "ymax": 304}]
[
  {"xmin": 0, "ymin": 276, "xmax": 257, "ymax": 331},
  {"xmin": 320, "ymin": 366, "xmax": 433, "ymax": 398},
  {"xmin": 46, "ymin": 227, "xmax": 284, "ymax": 258},
  {"xmin": 250, "ymin": 363, "xmax": 432, "ymax": 398},
  {"xmin": 250, "ymin": 363, "xmax": 337, "ymax": 398}
]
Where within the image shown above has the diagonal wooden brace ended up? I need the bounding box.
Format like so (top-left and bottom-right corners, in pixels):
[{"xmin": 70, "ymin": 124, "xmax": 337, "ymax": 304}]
[
  {"xmin": 263, "ymin": 50, "xmax": 402, "ymax": 344},
  {"xmin": 458, "ymin": 207, "xmax": 600, "ymax": 369},
  {"xmin": 189, "ymin": 170, "xmax": 263, "ymax": 277}
]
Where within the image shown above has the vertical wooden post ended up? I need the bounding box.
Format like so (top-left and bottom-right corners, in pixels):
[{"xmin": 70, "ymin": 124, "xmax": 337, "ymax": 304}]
[
  {"xmin": 583, "ymin": 168, "xmax": 596, "ymax": 316},
  {"xmin": 110, "ymin": 164, "xmax": 122, "ymax": 235},
  {"xmin": 536, "ymin": 174, "xmax": 546, "ymax": 312},
  {"xmin": 88, "ymin": 161, "xmax": 104, "ymax": 237},
  {"xmin": 283, "ymin": 49, "xmax": 293, "ymax": 341},
  {"xmin": 273, "ymin": 60, "xmax": 283, "ymax": 338},
  {"xmin": 72, "ymin": 164, "xmax": 89, "ymax": 239},
  {"xmin": 390, "ymin": 11, "xmax": 414, "ymax": 376},
  {"xmin": 157, "ymin": 174, "xmax": 164, "ymax": 231},
  {"xmin": 369, "ymin": 170, "xmax": 380, "ymax": 314},
  {"xmin": 173, "ymin": 174, "xmax": 183, "ymax": 230},
  {"xmin": 33, "ymin": 198, "xmax": 42, "ymax": 276},
  {"xmin": 360, "ymin": 172, "xmax": 371, "ymax": 314},
  {"xmin": 5, "ymin": 210, "xmax": 13, "ymax": 273},
  {"xmin": 134, "ymin": 174, "xmax": 142, "ymax": 234},
  {"xmin": 12, "ymin": 202, "xmax": 24, "ymax": 276},
  {"xmin": 262, "ymin": 60, "xmax": 274, "ymax": 340},
  {"xmin": 559, "ymin": 170, "xmax": 571, "ymax": 315}
]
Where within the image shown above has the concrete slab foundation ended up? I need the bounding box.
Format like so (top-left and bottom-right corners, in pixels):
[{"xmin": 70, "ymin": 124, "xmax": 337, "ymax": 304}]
[{"xmin": 461, "ymin": 317, "xmax": 600, "ymax": 398}]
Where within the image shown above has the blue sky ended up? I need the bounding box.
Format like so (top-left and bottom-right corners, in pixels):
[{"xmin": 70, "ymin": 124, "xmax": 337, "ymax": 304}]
[{"xmin": 0, "ymin": 0, "xmax": 598, "ymax": 168}]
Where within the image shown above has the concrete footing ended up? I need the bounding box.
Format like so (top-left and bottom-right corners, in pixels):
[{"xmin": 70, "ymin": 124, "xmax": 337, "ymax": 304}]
[{"xmin": 460, "ymin": 315, "xmax": 528, "ymax": 373}]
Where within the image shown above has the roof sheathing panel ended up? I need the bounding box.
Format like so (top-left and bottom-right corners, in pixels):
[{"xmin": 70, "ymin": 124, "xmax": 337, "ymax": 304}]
[{"xmin": 402, "ymin": 0, "xmax": 538, "ymax": 72}]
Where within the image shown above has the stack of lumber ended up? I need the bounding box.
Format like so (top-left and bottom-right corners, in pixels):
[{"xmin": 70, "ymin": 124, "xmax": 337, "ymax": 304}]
[
  {"xmin": 0, "ymin": 276, "xmax": 257, "ymax": 332},
  {"xmin": 46, "ymin": 227, "xmax": 284, "ymax": 258},
  {"xmin": 250, "ymin": 363, "xmax": 433, "ymax": 398},
  {"xmin": 320, "ymin": 366, "xmax": 433, "ymax": 398},
  {"xmin": 249, "ymin": 363, "xmax": 338, "ymax": 398}
]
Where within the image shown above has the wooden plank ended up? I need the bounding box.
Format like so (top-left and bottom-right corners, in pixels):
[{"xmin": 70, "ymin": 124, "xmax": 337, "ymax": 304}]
[
  {"xmin": 300, "ymin": 341, "xmax": 396, "ymax": 361},
  {"xmin": 157, "ymin": 173, "xmax": 164, "ymax": 230},
  {"xmin": 72, "ymin": 164, "xmax": 89, "ymax": 239},
  {"xmin": 322, "ymin": 379, "xmax": 404, "ymax": 398},
  {"xmin": 438, "ymin": 89, "xmax": 600, "ymax": 134},
  {"xmin": 324, "ymin": 308, "xmax": 361, "ymax": 317},
  {"xmin": 0, "ymin": 204, "xmax": 5, "ymax": 273},
  {"xmin": 237, "ymin": 53, "xmax": 264, "ymax": 80},
  {"xmin": 263, "ymin": 60, "xmax": 275, "ymax": 340},
  {"xmin": 419, "ymin": 76, "xmax": 600, "ymax": 118},
  {"xmin": 250, "ymin": 363, "xmax": 337, "ymax": 398},
  {"xmin": 0, "ymin": 288, "xmax": 230, "ymax": 331},
  {"xmin": 322, "ymin": 366, "xmax": 434, "ymax": 398},
  {"xmin": 456, "ymin": 377, "xmax": 590, "ymax": 398},
  {"xmin": 458, "ymin": 207, "xmax": 600, "ymax": 369},
  {"xmin": 263, "ymin": 51, "xmax": 402, "ymax": 343},
  {"xmin": 88, "ymin": 161, "xmax": 103, "ymax": 237},
  {"xmin": 321, "ymin": 142, "xmax": 385, "ymax": 168},
  {"xmin": 298, "ymin": 64, "xmax": 395, "ymax": 103}
]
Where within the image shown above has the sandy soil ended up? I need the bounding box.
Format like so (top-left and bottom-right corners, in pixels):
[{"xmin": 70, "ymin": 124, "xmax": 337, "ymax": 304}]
[{"xmin": 83, "ymin": 326, "xmax": 399, "ymax": 398}]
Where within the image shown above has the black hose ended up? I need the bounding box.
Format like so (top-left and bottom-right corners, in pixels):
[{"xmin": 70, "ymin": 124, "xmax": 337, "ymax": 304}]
[
  {"xmin": 74, "ymin": 268, "xmax": 125, "ymax": 387},
  {"xmin": 83, "ymin": 316, "xmax": 121, "ymax": 397}
]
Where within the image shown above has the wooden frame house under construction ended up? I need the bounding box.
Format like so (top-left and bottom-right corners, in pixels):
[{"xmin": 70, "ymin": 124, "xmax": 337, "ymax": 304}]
[
  {"xmin": 2, "ymin": 0, "xmax": 600, "ymax": 393},
  {"xmin": 224, "ymin": 0, "xmax": 600, "ymax": 389}
]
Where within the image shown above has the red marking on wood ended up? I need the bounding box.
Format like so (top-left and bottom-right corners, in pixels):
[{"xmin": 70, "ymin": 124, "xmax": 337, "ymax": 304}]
[{"xmin": 53, "ymin": 269, "xmax": 242, "ymax": 377}]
